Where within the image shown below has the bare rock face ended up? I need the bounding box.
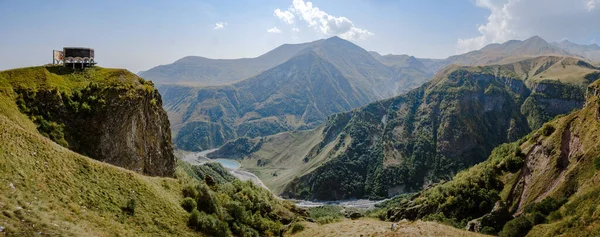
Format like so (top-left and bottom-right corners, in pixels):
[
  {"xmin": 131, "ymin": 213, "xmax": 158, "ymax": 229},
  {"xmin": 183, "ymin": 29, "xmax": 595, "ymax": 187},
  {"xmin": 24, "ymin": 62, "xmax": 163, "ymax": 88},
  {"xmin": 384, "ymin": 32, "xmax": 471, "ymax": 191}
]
[{"xmin": 94, "ymin": 88, "xmax": 175, "ymax": 176}]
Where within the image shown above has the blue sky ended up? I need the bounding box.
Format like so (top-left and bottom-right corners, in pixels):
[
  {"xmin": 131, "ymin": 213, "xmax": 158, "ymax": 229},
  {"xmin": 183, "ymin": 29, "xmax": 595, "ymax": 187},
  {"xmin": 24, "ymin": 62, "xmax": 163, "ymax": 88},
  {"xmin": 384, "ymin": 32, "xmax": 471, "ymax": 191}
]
[{"xmin": 0, "ymin": 0, "xmax": 599, "ymax": 73}]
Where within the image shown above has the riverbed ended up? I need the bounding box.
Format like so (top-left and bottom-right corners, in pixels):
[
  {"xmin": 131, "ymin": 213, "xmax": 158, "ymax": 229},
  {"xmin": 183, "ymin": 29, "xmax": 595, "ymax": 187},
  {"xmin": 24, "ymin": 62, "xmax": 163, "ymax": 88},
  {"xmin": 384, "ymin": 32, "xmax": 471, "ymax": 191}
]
[{"xmin": 180, "ymin": 150, "xmax": 388, "ymax": 209}]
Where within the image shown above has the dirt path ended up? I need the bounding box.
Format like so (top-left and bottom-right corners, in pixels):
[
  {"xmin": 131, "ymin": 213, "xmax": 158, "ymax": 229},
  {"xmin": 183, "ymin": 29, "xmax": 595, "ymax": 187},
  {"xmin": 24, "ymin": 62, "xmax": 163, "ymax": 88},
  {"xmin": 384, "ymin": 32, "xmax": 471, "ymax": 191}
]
[
  {"xmin": 230, "ymin": 169, "xmax": 271, "ymax": 191},
  {"xmin": 179, "ymin": 149, "xmax": 217, "ymax": 165}
]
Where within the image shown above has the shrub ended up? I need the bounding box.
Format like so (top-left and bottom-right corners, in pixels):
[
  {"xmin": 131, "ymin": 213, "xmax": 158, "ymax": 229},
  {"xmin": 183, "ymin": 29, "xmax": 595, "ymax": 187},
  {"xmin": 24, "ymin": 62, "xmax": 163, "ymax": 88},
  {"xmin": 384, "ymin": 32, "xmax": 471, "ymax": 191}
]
[
  {"xmin": 505, "ymin": 155, "xmax": 524, "ymax": 173},
  {"xmin": 309, "ymin": 205, "xmax": 343, "ymax": 224},
  {"xmin": 188, "ymin": 210, "xmax": 231, "ymax": 237},
  {"xmin": 181, "ymin": 197, "xmax": 197, "ymax": 213},
  {"xmin": 188, "ymin": 209, "xmax": 201, "ymax": 227},
  {"xmin": 182, "ymin": 184, "xmax": 199, "ymax": 199},
  {"xmin": 289, "ymin": 222, "xmax": 305, "ymax": 234},
  {"xmin": 480, "ymin": 226, "xmax": 496, "ymax": 235},
  {"xmin": 150, "ymin": 98, "xmax": 157, "ymax": 106},
  {"xmin": 525, "ymin": 197, "xmax": 566, "ymax": 216},
  {"xmin": 594, "ymin": 156, "xmax": 600, "ymax": 171},
  {"xmin": 547, "ymin": 210, "xmax": 562, "ymax": 222},
  {"xmin": 541, "ymin": 124, "xmax": 555, "ymax": 136},
  {"xmin": 195, "ymin": 183, "xmax": 220, "ymax": 215},
  {"xmin": 528, "ymin": 212, "xmax": 546, "ymax": 225},
  {"xmin": 80, "ymin": 102, "xmax": 91, "ymax": 113},
  {"xmin": 122, "ymin": 198, "xmax": 137, "ymax": 216},
  {"xmin": 499, "ymin": 216, "xmax": 532, "ymax": 237}
]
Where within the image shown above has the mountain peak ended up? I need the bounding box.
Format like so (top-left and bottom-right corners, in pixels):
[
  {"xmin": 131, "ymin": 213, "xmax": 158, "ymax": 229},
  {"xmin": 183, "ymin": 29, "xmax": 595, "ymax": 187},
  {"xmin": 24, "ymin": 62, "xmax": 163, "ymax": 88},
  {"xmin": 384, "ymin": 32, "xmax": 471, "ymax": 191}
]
[{"xmin": 523, "ymin": 35, "xmax": 548, "ymax": 44}]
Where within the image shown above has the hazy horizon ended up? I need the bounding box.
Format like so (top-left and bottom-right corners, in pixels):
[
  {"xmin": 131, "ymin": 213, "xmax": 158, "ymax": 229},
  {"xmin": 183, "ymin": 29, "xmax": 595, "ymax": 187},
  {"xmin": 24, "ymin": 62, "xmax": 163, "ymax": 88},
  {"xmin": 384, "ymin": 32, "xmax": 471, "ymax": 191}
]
[{"xmin": 1, "ymin": 0, "xmax": 599, "ymax": 73}]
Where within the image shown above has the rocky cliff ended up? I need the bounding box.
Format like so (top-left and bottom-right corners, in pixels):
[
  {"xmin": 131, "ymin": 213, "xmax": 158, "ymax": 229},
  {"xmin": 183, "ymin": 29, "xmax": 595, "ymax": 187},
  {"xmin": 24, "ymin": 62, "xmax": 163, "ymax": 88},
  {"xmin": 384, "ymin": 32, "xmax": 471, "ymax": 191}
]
[{"xmin": 1, "ymin": 66, "xmax": 175, "ymax": 176}]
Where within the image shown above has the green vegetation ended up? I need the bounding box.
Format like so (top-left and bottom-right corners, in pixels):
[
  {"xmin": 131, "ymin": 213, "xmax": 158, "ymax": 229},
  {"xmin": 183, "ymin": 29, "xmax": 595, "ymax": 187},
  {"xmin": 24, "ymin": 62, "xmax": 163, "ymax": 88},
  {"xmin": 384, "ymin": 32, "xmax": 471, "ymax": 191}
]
[
  {"xmin": 373, "ymin": 86, "xmax": 600, "ymax": 236},
  {"xmin": 161, "ymin": 37, "xmax": 434, "ymax": 151},
  {"xmin": 384, "ymin": 143, "xmax": 522, "ymax": 231},
  {"xmin": 0, "ymin": 113, "xmax": 195, "ymax": 236},
  {"xmin": 6, "ymin": 67, "xmax": 156, "ymax": 148},
  {"xmin": 289, "ymin": 222, "xmax": 306, "ymax": 234},
  {"xmin": 177, "ymin": 160, "xmax": 236, "ymax": 184},
  {"xmin": 542, "ymin": 123, "xmax": 556, "ymax": 137},
  {"xmin": 0, "ymin": 65, "xmax": 175, "ymax": 176},
  {"xmin": 180, "ymin": 197, "xmax": 197, "ymax": 213},
  {"xmin": 282, "ymin": 57, "xmax": 595, "ymax": 200},
  {"xmin": 0, "ymin": 65, "xmax": 301, "ymax": 236},
  {"xmin": 499, "ymin": 216, "xmax": 532, "ymax": 237},
  {"xmin": 181, "ymin": 178, "xmax": 299, "ymax": 236},
  {"xmin": 122, "ymin": 198, "xmax": 137, "ymax": 216},
  {"xmin": 594, "ymin": 156, "xmax": 600, "ymax": 171},
  {"xmin": 308, "ymin": 205, "xmax": 345, "ymax": 224}
]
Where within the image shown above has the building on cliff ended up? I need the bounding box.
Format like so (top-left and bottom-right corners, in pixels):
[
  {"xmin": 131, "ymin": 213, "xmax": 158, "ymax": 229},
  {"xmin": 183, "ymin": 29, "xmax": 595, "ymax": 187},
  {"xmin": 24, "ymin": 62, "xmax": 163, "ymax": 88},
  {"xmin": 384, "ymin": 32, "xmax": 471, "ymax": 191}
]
[{"xmin": 53, "ymin": 47, "xmax": 96, "ymax": 69}]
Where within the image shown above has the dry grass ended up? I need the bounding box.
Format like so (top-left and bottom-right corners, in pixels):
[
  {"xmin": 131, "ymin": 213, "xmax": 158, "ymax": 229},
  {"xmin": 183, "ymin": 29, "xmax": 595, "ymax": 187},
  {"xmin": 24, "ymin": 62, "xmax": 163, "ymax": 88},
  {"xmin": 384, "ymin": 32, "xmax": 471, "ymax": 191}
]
[
  {"xmin": 0, "ymin": 113, "xmax": 197, "ymax": 236},
  {"xmin": 289, "ymin": 219, "xmax": 488, "ymax": 237},
  {"xmin": 0, "ymin": 67, "xmax": 197, "ymax": 236},
  {"xmin": 238, "ymin": 125, "xmax": 343, "ymax": 194}
]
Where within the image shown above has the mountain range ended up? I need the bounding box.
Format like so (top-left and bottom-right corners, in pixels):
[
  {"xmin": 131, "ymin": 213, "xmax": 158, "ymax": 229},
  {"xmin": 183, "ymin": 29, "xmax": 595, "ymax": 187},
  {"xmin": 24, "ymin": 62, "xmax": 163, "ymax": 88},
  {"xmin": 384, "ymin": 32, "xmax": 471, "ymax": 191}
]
[
  {"xmin": 3, "ymin": 34, "xmax": 600, "ymax": 236},
  {"xmin": 209, "ymin": 55, "xmax": 600, "ymax": 200},
  {"xmin": 146, "ymin": 36, "xmax": 600, "ymax": 151},
  {"xmin": 158, "ymin": 37, "xmax": 435, "ymax": 151}
]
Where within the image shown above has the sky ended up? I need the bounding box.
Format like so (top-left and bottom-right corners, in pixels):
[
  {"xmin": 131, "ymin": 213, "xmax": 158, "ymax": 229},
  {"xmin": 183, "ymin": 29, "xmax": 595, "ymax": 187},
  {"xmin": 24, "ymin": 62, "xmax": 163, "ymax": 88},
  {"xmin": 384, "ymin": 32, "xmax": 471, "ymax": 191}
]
[{"xmin": 0, "ymin": 0, "xmax": 599, "ymax": 73}]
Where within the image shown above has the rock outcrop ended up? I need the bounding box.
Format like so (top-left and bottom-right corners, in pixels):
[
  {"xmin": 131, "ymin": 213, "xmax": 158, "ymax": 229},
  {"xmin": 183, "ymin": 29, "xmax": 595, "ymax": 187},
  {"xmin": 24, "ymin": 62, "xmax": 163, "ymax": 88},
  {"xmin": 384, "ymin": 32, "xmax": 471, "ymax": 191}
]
[{"xmin": 5, "ymin": 66, "xmax": 176, "ymax": 177}]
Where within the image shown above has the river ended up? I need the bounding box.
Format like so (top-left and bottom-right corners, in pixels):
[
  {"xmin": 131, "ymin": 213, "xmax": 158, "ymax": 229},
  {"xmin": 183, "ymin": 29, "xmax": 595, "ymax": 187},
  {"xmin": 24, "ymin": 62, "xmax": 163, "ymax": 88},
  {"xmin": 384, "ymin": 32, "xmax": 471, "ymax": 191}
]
[{"xmin": 180, "ymin": 150, "xmax": 389, "ymax": 209}]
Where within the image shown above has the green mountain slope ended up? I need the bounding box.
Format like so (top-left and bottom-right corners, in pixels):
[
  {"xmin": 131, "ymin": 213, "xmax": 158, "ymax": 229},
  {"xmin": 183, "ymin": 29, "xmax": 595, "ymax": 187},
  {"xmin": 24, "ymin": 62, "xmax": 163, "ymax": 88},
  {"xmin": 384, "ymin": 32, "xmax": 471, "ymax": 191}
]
[
  {"xmin": 0, "ymin": 66, "xmax": 175, "ymax": 176},
  {"xmin": 381, "ymin": 79, "xmax": 600, "ymax": 236},
  {"xmin": 217, "ymin": 56, "xmax": 600, "ymax": 200},
  {"xmin": 161, "ymin": 37, "xmax": 434, "ymax": 151},
  {"xmin": 0, "ymin": 66, "xmax": 300, "ymax": 236}
]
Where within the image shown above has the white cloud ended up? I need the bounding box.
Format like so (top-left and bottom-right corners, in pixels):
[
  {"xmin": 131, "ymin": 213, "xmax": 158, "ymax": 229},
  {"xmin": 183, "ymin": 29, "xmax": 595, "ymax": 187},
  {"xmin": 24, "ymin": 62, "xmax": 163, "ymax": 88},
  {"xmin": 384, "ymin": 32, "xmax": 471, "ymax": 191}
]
[
  {"xmin": 457, "ymin": 0, "xmax": 600, "ymax": 53},
  {"xmin": 292, "ymin": 27, "xmax": 300, "ymax": 32},
  {"xmin": 588, "ymin": 0, "xmax": 599, "ymax": 11},
  {"xmin": 273, "ymin": 0, "xmax": 373, "ymax": 40},
  {"xmin": 267, "ymin": 27, "xmax": 282, "ymax": 33},
  {"xmin": 213, "ymin": 22, "xmax": 227, "ymax": 30},
  {"xmin": 274, "ymin": 9, "xmax": 295, "ymax": 24}
]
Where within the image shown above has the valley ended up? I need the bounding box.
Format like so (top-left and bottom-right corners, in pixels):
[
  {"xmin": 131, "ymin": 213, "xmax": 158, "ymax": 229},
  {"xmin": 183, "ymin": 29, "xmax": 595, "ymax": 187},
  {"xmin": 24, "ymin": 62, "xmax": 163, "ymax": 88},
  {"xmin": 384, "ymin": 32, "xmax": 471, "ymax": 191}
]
[
  {"xmin": 2, "ymin": 9, "xmax": 600, "ymax": 235},
  {"xmin": 208, "ymin": 55, "xmax": 600, "ymax": 201}
]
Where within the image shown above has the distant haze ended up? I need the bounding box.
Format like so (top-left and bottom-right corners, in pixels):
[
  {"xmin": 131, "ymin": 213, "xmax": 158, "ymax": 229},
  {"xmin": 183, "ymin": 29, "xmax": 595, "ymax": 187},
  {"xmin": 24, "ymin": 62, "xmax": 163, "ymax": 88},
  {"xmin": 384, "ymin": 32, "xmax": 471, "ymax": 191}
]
[{"xmin": 0, "ymin": 0, "xmax": 598, "ymax": 73}]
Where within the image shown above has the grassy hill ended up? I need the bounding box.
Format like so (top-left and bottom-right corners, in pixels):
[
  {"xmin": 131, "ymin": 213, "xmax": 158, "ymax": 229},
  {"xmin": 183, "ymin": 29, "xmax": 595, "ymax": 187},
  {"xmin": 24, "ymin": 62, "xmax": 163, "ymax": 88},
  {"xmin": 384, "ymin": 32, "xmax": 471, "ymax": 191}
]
[
  {"xmin": 0, "ymin": 66, "xmax": 300, "ymax": 236},
  {"xmin": 213, "ymin": 56, "xmax": 599, "ymax": 200},
  {"xmin": 0, "ymin": 66, "xmax": 176, "ymax": 176},
  {"xmin": 0, "ymin": 69, "xmax": 193, "ymax": 235}
]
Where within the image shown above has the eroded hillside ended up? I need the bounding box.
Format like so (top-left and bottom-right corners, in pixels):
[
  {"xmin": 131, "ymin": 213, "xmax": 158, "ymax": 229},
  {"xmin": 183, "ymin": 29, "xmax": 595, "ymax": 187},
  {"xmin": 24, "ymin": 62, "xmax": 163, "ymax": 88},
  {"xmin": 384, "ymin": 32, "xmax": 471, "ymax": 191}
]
[{"xmin": 380, "ymin": 78, "xmax": 600, "ymax": 236}]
